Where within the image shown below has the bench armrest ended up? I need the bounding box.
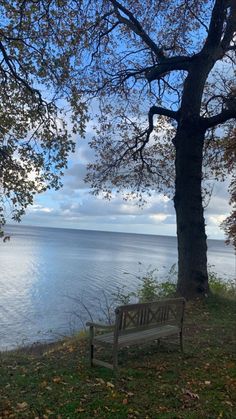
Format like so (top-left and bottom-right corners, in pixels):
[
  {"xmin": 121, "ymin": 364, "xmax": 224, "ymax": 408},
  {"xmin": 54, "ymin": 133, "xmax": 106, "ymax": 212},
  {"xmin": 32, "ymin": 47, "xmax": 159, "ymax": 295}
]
[{"xmin": 86, "ymin": 322, "xmax": 114, "ymax": 329}]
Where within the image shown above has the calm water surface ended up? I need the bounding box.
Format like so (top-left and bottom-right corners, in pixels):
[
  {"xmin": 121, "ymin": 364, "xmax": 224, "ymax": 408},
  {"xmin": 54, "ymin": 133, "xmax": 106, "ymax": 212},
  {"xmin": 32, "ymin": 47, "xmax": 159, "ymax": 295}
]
[{"xmin": 0, "ymin": 225, "xmax": 235, "ymax": 350}]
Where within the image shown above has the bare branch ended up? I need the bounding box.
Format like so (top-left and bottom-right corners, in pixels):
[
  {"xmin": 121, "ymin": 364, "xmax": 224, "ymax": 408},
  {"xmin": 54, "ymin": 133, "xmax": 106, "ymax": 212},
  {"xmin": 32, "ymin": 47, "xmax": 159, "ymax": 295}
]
[
  {"xmin": 109, "ymin": 0, "xmax": 164, "ymax": 59},
  {"xmin": 202, "ymin": 0, "xmax": 228, "ymax": 51},
  {"xmin": 145, "ymin": 57, "xmax": 190, "ymax": 82},
  {"xmin": 226, "ymin": 45, "xmax": 236, "ymax": 51},
  {"xmin": 203, "ymin": 109, "xmax": 236, "ymax": 129},
  {"xmin": 138, "ymin": 106, "xmax": 178, "ymax": 152},
  {"xmin": 149, "ymin": 106, "xmax": 179, "ymax": 121},
  {"xmin": 221, "ymin": 0, "xmax": 236, "ymax": 50}
]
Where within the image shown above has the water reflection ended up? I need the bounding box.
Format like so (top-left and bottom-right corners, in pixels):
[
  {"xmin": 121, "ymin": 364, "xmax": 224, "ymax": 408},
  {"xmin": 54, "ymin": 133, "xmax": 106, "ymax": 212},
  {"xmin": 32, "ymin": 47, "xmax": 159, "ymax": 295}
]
[{"xmin": 0, "ymin": 225, "xmax": 235, "ymax": 350}]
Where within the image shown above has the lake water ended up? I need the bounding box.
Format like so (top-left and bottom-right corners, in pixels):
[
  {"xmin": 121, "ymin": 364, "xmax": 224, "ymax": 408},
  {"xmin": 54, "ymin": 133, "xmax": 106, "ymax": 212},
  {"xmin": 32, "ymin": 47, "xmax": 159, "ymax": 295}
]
[{"xmin": 0, "ymin": 225, "xmax": 235, "ymax": 350}]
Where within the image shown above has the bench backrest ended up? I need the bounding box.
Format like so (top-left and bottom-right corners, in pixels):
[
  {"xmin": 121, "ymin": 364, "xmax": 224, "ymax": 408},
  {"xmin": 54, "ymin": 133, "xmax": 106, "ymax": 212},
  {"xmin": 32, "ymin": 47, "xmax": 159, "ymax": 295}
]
[{"xmin": 114, "ymin": 298, "xmax": 185, "ymax": 335}]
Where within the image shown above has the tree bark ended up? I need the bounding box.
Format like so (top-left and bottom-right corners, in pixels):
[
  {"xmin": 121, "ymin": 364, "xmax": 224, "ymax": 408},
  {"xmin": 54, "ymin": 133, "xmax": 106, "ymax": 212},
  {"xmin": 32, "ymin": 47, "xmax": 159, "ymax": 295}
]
[{"xmin": 174, "ymin": 122, "xmax": 209, "ymax": 299}]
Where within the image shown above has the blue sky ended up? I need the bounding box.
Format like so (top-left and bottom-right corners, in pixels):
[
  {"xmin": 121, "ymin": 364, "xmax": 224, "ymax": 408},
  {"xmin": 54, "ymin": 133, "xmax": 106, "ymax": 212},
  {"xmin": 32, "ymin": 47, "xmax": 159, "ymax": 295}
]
[{"xmin": 19, "ymin": 128, "xmax": 231, "ymax": 240}]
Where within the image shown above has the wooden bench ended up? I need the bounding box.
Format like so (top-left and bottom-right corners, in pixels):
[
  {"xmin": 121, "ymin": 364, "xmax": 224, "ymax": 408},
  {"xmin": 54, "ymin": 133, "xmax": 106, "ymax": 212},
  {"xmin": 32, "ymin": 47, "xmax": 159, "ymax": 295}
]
[{"xmin": 86, "ymin": 297, "xmax": 185, "ymax": 370}]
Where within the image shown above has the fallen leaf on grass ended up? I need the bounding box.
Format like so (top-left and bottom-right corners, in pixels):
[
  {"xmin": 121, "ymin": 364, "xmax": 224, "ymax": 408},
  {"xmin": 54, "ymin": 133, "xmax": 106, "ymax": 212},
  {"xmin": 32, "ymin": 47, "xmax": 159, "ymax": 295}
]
[
  {"xmin": 158, "ymin": 406, "xmax": 169, "ymax": 412},
  {"xmin": 76, "ymin": 407, "xmax": 85, "ymax": 412},
  {"xmin": 53, "ymin": 376, "xmax": 63, "ymax": 383},
  {"xmin": 106, "ymin": 381, "xmax": 115, "ymax": 388},
  {"xmin": 96, "ymin": 378, "xmax": 105, "ymax": 384},
  {"xmin": 104, "ymin": 406, "xmax": 111, "ymax": 411},
  {"xmin": 16, "ymin": 402, "xmax": 28, "ymax": 410},
  {"xmin": 182, "ymin": 389, "xmax": 200, "ymax": 400},
  {"xmin": 128, "ymin": 409, "xmax": 140, "ymax": 416},
  {"xmin": 224, "ymin": 400, "xmax": 233, "ymax": 406}
]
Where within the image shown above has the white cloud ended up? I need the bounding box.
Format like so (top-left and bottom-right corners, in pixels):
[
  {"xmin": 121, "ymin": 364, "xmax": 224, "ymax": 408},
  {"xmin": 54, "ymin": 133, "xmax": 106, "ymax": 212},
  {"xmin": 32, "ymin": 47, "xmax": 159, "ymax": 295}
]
[
  {"xmin": 208, "ymin": 215, "xmax": 226, "ymax": 225},
  {"xmin": 149, "ymin": 214, "xmax": 168, "ymax": 222},
  {"xmin": 29, "ymin": 204, "xmax": 53, "ymax": 214}
]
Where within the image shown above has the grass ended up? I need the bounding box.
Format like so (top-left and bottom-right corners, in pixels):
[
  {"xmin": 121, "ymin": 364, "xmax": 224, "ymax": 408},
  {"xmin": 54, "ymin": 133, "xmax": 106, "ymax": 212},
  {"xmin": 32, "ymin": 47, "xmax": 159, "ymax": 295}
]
[{"xmin": 0, "ymin": 295, "xmax": 235, "ymax": 418}]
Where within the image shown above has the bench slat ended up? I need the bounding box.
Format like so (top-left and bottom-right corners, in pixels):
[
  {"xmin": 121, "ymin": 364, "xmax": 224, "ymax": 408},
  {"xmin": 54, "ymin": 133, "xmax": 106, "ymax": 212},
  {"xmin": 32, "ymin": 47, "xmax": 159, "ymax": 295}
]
[
  {"xmin": 94, "ymin": 324, "xmax": 179, "ymax": 346},
  {"xmin": 92, "ymin": 358, "xmax": 114, "ymax": 370}
]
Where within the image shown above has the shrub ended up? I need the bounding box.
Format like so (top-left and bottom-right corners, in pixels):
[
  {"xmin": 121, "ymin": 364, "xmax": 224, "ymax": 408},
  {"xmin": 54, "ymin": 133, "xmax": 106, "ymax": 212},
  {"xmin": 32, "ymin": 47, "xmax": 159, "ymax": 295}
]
[
  {"xmin": 208, "ymin": 267, "xmax": 236, "ymax": 299},
  {"xmin": 135, "ymin": 264, "xmax": 177, "ymax": 302}
]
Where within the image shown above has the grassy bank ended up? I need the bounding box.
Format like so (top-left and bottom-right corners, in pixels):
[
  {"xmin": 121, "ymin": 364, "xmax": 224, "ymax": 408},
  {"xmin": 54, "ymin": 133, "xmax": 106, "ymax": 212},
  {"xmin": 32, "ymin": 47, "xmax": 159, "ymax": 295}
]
[{"xmin": 0, "ymin": 295, "xmax": 235, "ymax": 418}]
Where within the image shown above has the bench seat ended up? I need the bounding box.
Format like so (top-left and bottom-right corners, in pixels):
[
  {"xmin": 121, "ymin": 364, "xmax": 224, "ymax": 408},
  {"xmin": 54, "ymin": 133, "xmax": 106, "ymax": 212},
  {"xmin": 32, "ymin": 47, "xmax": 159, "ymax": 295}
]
[{"xmin": 94, "ymin": 324, "xmax": 180, "ymax": 347}]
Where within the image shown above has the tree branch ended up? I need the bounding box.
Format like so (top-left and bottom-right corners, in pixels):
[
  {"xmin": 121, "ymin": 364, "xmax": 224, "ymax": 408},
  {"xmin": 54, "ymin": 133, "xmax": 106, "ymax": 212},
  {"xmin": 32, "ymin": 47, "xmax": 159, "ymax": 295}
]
[
  {"xmin": 221, "ymin": 0, "xmax": 236, "ymax": 50},
  {"xmin": 109, "ymin": 0, "xmax": 164, "ymax": 59},
  {"xmin": 0, "ymin": 40, "xmax": 42, "ymax": 100},
  {"xmin": 202, "ymin": 0, "xmax": 228, "ymax": 51},
  {"xmin": 203, "ymin": 109, "xmax": 236, "ymax": 129},
  {"xmin": 145, "ymin": 57, "xmax": 191, "ymax": 82},
  {"xmin": 149, "ymin": 106, "xmax": 179, "ymax": 121},
  {"xmin": 226, "ymin": 45, "xmax": 236, "ymax": 51},
  {"xmin": 138, "ymin": 106, "xmax": 179, "ymax": 155},
  {"xmin": 109, "ymin": 0, "xmax": 191, "ymax": 81}
]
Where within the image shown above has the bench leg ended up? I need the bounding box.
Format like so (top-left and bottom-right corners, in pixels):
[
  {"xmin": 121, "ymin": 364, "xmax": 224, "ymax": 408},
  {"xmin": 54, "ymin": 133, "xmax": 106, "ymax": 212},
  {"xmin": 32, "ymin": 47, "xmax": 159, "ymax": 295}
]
[
  {"xmin": 113, "ymin": 344, "xmax": 118, "ymax": 370},
  {"xmin": 179, "ymin": 330, "xmax": 183, "ymax": 353},
  {"xmin": 90, "ymin": 343, "xmax": 94, "ymax": 367},
  {"xmin": 89, "ymin": 326, "xmax": 94, "ymax": 367}
]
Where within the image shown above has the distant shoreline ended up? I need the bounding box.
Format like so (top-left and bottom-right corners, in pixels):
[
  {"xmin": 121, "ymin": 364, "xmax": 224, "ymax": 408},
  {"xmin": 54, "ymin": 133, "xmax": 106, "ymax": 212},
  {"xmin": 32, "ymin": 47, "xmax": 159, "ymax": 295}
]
[{"xmin": 5, "ymin": 223, "xmax": 229, "ymax": 243}]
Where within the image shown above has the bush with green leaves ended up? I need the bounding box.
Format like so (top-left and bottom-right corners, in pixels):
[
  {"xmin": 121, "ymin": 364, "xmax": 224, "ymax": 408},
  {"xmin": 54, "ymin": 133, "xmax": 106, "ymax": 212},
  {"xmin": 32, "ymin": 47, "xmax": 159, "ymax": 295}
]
[
  {"xmin": 135, "ymin": 264, "xmax": 177, "ymax": 302},
  {"xmin": 208, "ymin": 267, "xmax": 236, "ymax": 299}
]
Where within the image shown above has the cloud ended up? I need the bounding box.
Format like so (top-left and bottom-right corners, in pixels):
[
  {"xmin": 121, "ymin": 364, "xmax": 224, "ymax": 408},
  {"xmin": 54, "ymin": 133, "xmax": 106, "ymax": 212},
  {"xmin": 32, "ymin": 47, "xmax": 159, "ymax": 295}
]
[
  {"xmin": 19, "ymin": 117, "xmax": 232, "ymax": 240},
  {"xmin": 22, "ymin": 167, "xmax": 232, "ymax": 240},
  {"xmin": 63, "ymin": 163, "xmax": 88, "ymax": 191},
  {"xmin": 208, "ymin": 215, "xmax": 226, "ymax": 225},
  {"xmin": 29, "ymin": 204, "xmax": 53, "ymax": 214},
  {"xmin": 149, "ymin": 214, "xmax": 169, "ymax": 222},
  {"xmin": 204, "ymin": 181, "xmax": 230, "ymax": 231}
]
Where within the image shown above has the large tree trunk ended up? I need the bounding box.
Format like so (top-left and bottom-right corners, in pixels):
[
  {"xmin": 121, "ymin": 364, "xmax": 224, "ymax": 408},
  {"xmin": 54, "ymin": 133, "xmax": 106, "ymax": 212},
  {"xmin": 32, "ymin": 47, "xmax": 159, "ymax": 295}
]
[{"xmin": 174, "ymin": 123, "xmax": 209, "ymax": 299}]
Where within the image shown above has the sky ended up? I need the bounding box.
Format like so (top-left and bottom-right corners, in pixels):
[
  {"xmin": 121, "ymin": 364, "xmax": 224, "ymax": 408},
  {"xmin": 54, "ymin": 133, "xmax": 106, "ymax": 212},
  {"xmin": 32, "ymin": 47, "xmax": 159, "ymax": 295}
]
[{"xmin": 18, "ymin": 125, "xmax": 231, "ymax": 240}]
